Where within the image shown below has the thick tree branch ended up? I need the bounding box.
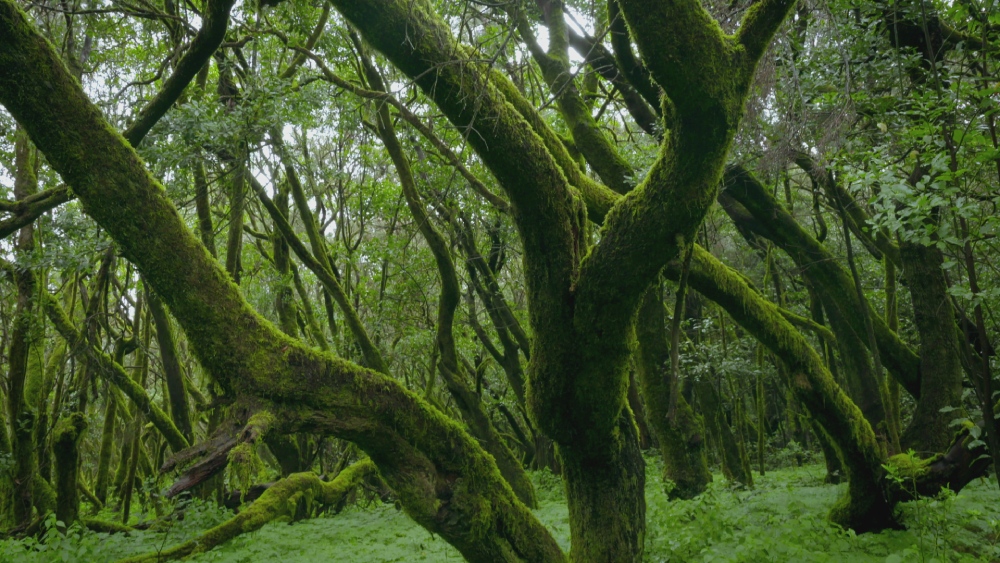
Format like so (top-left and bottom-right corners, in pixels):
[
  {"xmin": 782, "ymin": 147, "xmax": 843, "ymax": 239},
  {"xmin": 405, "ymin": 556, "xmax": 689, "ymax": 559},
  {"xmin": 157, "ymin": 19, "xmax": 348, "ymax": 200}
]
[
  {"xmin": 736, "ymin": 0, "xmax": 798, "ymax": 62},
  {"xmin": 721, "ymin": 164, "xmax": 922, "ymax": 399}
]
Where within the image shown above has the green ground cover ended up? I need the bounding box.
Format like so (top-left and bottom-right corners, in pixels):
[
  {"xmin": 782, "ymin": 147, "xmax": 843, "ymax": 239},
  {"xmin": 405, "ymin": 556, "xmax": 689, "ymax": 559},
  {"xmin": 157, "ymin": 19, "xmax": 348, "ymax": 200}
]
[{"xmin": 3, "ymin": 459, "xmax": 999, "ymax": 562}]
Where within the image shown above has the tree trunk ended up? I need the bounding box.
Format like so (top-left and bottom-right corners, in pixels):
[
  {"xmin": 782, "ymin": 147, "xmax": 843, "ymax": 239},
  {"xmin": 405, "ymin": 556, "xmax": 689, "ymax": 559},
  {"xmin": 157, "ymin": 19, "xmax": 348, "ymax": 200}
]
[
  {"xmin": 636, "ymin": 286, "xmax": 711, "ymax": 499},
  {"xmin": 897, "ymin": 241, "xmax": 964, "ymax": 453},
  {"xmin": 695, "ymin": 374, "xmax": 751, "ymax": 486},
  {"xmin": 53, "ymin": 413, "xmax": 87, "ymax": 525}
]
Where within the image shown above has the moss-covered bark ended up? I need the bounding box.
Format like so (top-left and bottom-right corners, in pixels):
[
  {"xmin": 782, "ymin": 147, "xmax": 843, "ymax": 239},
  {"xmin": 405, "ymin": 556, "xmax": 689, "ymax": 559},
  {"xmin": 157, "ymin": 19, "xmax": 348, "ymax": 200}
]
[
  {"xmin": 147, "ymin": 288, "xmax": 194, "ymax": 442},
  {"xmin": 664, "ymin": 246, "xmax": 896, "ymax": 531},
  {"xmin": 822, "ymin": 298, "xmax": 885, "ymax": 431},
  {"xmin": 123, "ymin": 460, "xmax": 376, "ymax": 563},
  {"xmin": 721, "ymin": 166, "xmax": 921, "ymax": 398},
  {"xmin": 94, "ymin": 394, "xmax": 118, "ymax": 505},
  {"xmin": 897, "ymin": 241, "xmax": 964, "ymax": 452},
  {"xmin": 514, "ymin": 0, "xmax": 635, "ymax": 194},
  {"xmin": 6, "ymin": 127, "xmax": 40, "ymax": 527},
  {"xmin": 695, "ymin": 375, "xmax": 752, "ymax": 487},
  {"xmin": 53, "ymin": 413, "xmax": 87, "ymax": 525},
  {"xmin": 636, "ymin": 286, "xmax": 711, "ymax": 499}
]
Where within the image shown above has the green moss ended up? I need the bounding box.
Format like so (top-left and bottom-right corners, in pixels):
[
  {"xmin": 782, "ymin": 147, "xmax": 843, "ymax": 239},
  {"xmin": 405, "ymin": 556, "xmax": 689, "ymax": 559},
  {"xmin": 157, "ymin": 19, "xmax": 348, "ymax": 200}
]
[
  {"xmin": 885, "ymin": 452, "xmax": 940, "ymax": 480},
  {"xmin": 53, "ymin": 412, "xmax": 87, "ymax": 525}
]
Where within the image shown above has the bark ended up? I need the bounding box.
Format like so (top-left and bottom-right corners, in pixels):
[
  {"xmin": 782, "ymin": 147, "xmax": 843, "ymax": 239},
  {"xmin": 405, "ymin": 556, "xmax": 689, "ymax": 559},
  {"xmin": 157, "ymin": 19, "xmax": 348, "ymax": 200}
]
[
  {"xmin": 809, "ymin": 418, "xmax": 844, "ymax": 484},
  {"xmin": 225, "ymin": 156, "xmax": 246, "ymax": 284},
  {"xmin": 823, "ymin": 297, "xmax": 885, "ymax": 431},
  {"xmin": 6, "ymin": 127, "xmax": 39, "ymax": 527},
  {"xmin": 53, "ymin": 412, "xmax": 87, "ymax": 525},
  {"xmin": 94, "ymin": 394, "xmax": 119, "ymax": 504},
  {"xmin": 123, "ymin": 460, "xmax": 376, "ymax": 563},
  {"xmin": 0, "ymin": 185, "xmax": 72, "ymax": 241},
  {"xmin": 271, "ymin": 182, "xmax": 300, "ymax": 338},
  {"xmin": 515, "ymin": 0, "xmax": 635, "ymax": 194},
  {"xmin": 897, "ymin": 241, "xmax": 964, "ymax": 453},
  {"xmin": 636, "ymin": 285, "xmax": 711, "ymax": 499},
  {"xmin": 193, "ymin": 158, "xmax": 216, "ymax": 258},
  {"xmin": 147, "ymin": 288, "xmax": 194, "ymax": 441},
  {"xmin": 694, "ymin": 375, "xmax": 752, "ymax": 486},
  {"xmin": 564, "ymin": 25, "xmax": 660, "ymax": 138}
]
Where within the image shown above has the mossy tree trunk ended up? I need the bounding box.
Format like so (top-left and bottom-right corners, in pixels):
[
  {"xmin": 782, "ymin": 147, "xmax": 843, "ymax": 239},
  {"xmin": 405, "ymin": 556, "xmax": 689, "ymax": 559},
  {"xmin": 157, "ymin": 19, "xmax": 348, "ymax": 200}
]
[
  {"xmin": 53, "ymin": 413, "xmax": 87, "ymax": 526},
  {"xmin": 636, "ymin": 285, "xmax": 712, "ymax": 499},
  {"xmin": 147, "ymin": 288, "xmax": 194, "ymax": 442},
  {"xmin": 897, "ymin": 240, "xmax": 965, "ymax": 453},
  {"xmin": 6, "ymin": 127, "xmax": 40, "ymax": 527},
  {"xmin": 694, "ymin": 374, "xmax": 752, "ymax": 487}
]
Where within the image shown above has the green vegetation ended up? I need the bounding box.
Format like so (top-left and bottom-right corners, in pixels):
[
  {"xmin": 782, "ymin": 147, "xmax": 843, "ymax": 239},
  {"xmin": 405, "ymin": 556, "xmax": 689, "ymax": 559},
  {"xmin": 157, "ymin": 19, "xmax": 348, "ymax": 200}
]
[{"xmin": 3, "ymin": 460, "xmax": 1000, "ymax": 562}]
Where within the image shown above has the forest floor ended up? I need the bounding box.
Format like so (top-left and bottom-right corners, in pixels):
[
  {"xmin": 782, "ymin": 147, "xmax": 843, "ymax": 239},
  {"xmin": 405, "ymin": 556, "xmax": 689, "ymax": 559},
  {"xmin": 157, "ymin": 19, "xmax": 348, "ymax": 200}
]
[{"xmin": 3, "ymin": 456, "xmax": 1000, "ymax": 562}]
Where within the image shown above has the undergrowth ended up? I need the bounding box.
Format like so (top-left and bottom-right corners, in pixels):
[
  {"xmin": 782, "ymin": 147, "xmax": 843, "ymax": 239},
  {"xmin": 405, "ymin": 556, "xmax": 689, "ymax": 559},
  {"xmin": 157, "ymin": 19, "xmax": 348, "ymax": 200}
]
[{"xmin": 2, "ymin": 459, "xmax": 999, "ymax": 562}]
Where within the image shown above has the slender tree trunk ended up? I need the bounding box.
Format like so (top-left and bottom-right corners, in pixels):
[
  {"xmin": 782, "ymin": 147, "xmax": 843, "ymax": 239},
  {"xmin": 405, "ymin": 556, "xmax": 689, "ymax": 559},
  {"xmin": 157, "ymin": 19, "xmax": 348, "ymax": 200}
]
[
  {"xmin": 695, "ymin": 374, "xmax": 751, "ymax": 486},
  {"xmin": 53, "ymin": 413, "xmax": 86, "ymax": 525},
  {"xmin": 897, "ymin": 241, "xmax": 964, "ymax": 453},
  {"xmin": 636, "ymin": 285, "xmax": 711, "ymax": 499},
  {"xmin": 7, "ymin": 127, "xmax": 38, "ymax": 526},
  {"xmin": 147, "ymin": 288, "xmax": 193, "ymax": 441},
  {"xmin": 94, "ymin": 394, "xmax": 118, "ymax": 504}
]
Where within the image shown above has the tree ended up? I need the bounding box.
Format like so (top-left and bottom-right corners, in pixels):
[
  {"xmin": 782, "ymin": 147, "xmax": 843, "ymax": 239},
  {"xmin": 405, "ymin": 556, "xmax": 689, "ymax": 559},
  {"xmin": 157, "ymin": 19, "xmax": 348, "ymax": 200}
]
[{"xmin": 0, "ymin": 0, "xmax": 997, "ymax": 560}]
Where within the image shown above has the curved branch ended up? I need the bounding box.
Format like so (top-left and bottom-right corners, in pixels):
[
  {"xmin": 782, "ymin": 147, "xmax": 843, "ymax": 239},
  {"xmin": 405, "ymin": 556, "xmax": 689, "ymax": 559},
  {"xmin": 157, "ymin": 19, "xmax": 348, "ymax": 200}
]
[
  {"xmin": 0, "ymin": 185, "xmax": 72, "ymax": 240},
  {"xmin": 721, "ymin": 164, "xmax": 922, "ymax": 399},
  {"xmin": 736, "ymin": 0, "xmax": 799, "ymax": 62},
  {"xmin": 124, "ymin": 460, "xmax": 377, "ymax": 562},
  {"xmin": 122, "ymin": 0, "xmax": 238, "ymax": 146}
]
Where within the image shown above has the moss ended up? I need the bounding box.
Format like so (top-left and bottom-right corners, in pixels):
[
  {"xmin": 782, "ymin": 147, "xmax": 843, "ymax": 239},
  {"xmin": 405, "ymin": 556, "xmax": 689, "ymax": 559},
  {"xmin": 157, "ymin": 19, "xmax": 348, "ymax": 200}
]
[
  {"xmin": 81, "ymin": 518, "xmax": 132, "ymax": 534},
  {"xmin": 124, "ymin": 461, "xmax": 377, "ymax": 562},
  {"xmin": 636, "ymin": 287, "xmax": 712, "ymax": 499},
  {"xmin": 226, "ymin": 442, "xmax": 266, "ymax": 501},
  {"xmin": 32, "ymin": 475, "xmax": 56, "ymax": 515},
  {"xmin": 93, "ymin": 397, "xmax": 117, "ymax": 504},
  {"xmin": 897, "ymin": 240, "xmax": 965, "ymax": 452},
  {"xmin": 53, "ymin": 412, "xmax": 87, "ymax": 525},
  {"xmin": 665, "ymin": 246, "xmax": 898, "ymax": 532},
  {"xmin": 885, "ymin": 452, "xmax": 940, "ymax": 480},
  {"xmin": 722, "ymin": 166, "xmax": 922, "ymax": 398}
]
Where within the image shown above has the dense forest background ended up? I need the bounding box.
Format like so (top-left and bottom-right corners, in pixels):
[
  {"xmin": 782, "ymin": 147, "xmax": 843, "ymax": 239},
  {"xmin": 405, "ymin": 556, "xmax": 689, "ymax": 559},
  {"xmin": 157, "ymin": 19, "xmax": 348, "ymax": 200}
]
[{"xmin": 0, "ymin": 0, "xmax": 999, "ymax": 559}]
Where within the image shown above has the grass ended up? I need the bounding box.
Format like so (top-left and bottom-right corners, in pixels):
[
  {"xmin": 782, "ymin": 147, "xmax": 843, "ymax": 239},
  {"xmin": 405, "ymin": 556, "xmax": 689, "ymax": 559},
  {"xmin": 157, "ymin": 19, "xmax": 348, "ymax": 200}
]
[{"xmin": 3, "ymin": 458, "xmax": 1000, "ymax": 562}]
